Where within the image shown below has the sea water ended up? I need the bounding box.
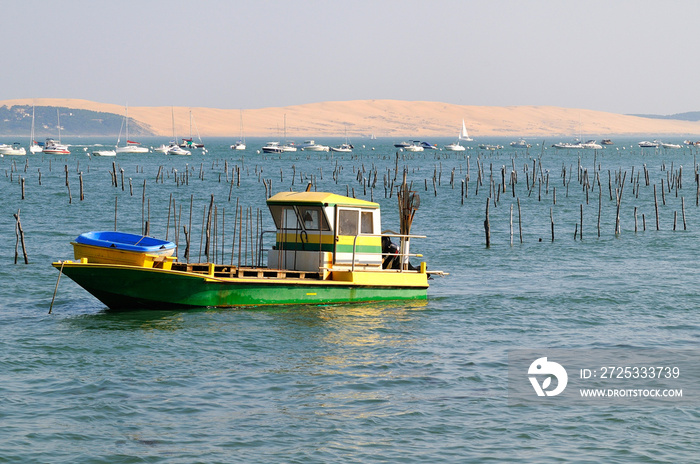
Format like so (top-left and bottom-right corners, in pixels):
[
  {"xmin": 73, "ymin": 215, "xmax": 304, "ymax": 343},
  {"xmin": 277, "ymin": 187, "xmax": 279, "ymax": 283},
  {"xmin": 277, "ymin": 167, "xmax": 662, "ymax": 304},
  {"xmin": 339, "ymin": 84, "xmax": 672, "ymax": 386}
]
[{"xmin": 1, "ymin": 137, "xmax": 699, "ymax": 463}]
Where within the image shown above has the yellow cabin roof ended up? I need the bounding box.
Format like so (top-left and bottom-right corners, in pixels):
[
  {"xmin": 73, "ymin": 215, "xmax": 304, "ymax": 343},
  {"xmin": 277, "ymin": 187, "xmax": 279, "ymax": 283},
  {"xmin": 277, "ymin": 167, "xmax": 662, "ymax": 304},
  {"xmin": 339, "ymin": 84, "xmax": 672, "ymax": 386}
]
[{"xmin": 267, "ymin": 191, "xmax": 380, "ymax": 209}]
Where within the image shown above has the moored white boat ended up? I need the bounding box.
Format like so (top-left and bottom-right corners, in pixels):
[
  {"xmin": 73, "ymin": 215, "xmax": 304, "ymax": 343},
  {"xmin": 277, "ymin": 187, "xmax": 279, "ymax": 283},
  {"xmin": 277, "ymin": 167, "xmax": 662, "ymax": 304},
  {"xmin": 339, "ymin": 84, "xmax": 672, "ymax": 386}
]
[
  {"xmin": 478, "ymin": 144, "xmax": 503, "ymax": 150},
  {"xmin": 552, "ymin": 140, "xmax": 583, "ymax": 149},
  {"xmin": 42, "ymin": 138, "xmax": 70, "ymax": 154},
  {"xmin": 660, "ymin": 142, "xmax": 681, "ymax": 149},
  {"xmin": 0, "ymin": 142, "xmax": 27, "ymax": 155},
  {"xmin": 638, "ymin": 140, "xmax": 659, "ymax": 148},
  {"xmin": 92, "ymin": 149, "xmax": 117, "ymax": 157},
  {"xmin": 580, "ymin": 140, "xmax": 603, "ymax": 149},
  {"xmin": 330, "ymin": 143, "xmax": 353, "ymax": 153},
  {"xmin": 29, "ymin": 106, "xmax": 42, "ymax": 153},
  {"xmin": 116, "ymin": 105, "xmax": 149, "ymax": 153},
  {"xmin": 167, "ymin": 145, "xmax": 191, "ymax": 155},
  {"xmin": 403, "ymin": 141, "xmax": 424, "ymax": 152},
  {"xmin": 116, "ymin": 142, "xmax": 149, "ymax": 154},
  {"xmin": 510, "ymin": 139, "xmax": 531, "ymax": 148},
  {"xmin": 280, "ymin": 141, "xmax": 297, "ymax": 152},
  {"xmin": 444, "ymin": 141, "xmax": 465, "ymax": 151},
  {"xmin": 298, "ymin": 140, "xmax": 329, "ymax": 151},
  {"xmin": 230, "ymin": 141, "xmax": 246, "ymax": 150},
  {"xmin": 262, "ymin": 142, "xmax": 284, "ymax": 153}
]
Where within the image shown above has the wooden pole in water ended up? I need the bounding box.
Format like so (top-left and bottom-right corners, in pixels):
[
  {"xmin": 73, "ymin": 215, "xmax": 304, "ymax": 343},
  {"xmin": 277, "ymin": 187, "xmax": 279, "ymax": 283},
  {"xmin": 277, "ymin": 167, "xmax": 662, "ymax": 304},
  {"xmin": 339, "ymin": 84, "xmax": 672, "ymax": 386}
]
[
  {"xmin": 484, "ymin": 198, "xmax": 491, "ymax": 248},
  {"xmin": 510, "ymin": 204, "xmax": 513, "ymax": 246},
  {"xmin": 682, "ymin": 196, "xmax": 687, "ymax": 230},
  {"xmin": 654, "ymin": 184, "xmax": 660, "ymax": 230},
  {"xmin": 517, "ymin": 198, "xmax": 523, "ymax": 243},
  {"xmin": 580, "ymin": 203, "xmax": 583, "ymax": 240},
  {"xmin": 48, "ymin": 261, "xmax": 65, "ymax": 314},
  {"xmin": 13, "ymin": 210, "xmax": 28, "ymax": 264},
  {"xmin": 550, "ymin": 207, "xmax": 555, "ymax": 242}
]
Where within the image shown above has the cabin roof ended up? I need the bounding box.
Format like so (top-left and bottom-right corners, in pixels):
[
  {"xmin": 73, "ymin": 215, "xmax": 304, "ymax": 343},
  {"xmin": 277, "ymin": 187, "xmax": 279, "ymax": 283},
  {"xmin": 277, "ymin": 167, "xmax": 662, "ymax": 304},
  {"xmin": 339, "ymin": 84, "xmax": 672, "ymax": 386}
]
[{"xmin": 267, "ymin": 191, "xmax": 379, "ymax": 209}]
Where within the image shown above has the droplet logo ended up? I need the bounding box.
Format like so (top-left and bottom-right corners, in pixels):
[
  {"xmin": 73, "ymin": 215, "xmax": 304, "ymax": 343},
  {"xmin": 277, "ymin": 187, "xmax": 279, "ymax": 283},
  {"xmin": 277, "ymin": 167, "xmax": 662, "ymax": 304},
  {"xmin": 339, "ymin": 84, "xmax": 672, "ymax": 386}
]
[{"xmin": 528, "ymin": 357, "xmax": 568, "ymax": 397}]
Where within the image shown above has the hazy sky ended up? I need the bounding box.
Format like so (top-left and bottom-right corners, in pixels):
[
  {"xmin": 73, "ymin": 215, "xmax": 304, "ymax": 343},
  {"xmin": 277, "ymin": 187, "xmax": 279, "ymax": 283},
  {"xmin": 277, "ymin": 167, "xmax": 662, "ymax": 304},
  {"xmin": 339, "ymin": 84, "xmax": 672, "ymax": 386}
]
[{"xmin": 5, "ymin": 0, "xmax": 700, "ymax": 115}]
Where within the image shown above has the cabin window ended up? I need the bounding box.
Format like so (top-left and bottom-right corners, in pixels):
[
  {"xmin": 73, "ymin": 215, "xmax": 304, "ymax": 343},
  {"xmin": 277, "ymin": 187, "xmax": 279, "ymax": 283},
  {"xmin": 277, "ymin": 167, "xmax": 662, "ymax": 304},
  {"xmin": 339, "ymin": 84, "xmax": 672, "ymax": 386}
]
[
  {"xmin": 361, "ymin": 211, "xmax": 374, "ymax": 234},
  {"xmin": 269, "ymin": 206, "xmax": 301, "ymax": 230},
  {"xmin": 297, "ymin": 206, "xmax": 329, "ymax": 231},
  {"xmin": 338, "ymin": 209, "xmax": 358, "ymax": 235}
]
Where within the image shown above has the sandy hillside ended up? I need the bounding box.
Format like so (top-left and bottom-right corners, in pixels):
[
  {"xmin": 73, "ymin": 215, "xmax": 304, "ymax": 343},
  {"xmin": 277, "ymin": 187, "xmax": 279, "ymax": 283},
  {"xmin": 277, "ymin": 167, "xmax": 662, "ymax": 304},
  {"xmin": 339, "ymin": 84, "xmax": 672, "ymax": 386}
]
[{"xmin": 3, "ymin": 98, "xmax": 700, "ymax": 138}]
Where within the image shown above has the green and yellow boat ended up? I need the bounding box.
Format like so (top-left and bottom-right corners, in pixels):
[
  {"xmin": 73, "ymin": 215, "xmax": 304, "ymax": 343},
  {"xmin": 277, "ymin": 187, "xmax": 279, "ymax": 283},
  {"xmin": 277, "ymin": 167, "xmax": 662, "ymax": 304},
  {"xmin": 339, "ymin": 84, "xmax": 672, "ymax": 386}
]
[{"xmin": 52, "ymin": 190, "xmax": 443, "ymax": 310}]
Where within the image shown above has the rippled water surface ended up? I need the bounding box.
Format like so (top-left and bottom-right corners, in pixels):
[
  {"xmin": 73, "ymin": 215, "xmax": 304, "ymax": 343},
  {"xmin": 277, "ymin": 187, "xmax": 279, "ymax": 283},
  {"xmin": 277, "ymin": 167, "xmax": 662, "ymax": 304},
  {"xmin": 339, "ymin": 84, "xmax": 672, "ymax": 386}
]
[{"xmin": 1, "ymin": 137, "xmax": 699, "ymax": 463}]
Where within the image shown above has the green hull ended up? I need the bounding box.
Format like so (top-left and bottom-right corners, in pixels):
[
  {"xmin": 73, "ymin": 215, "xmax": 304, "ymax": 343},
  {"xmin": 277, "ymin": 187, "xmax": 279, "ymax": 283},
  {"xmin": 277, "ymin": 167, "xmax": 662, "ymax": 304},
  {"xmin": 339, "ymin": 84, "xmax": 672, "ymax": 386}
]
[{"xmin": 56, "ymin": 263, "xmax": 427, "ymax": 310}]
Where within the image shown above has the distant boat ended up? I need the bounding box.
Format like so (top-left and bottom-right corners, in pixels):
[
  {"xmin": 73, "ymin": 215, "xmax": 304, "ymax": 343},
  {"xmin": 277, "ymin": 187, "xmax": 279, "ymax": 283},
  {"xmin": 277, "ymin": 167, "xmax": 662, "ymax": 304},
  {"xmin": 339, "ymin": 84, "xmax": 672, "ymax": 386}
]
[
  {"xmin": 552, "ymin": 140, "xmax": 583, "ymax": 149},
  {"xmin": 92, "ymin": 149, "xmax": 117, "ymax": 157},
  {"xmin": 179, "ymin": 109, "xmax": 205, "ymax": 148},
  {"xmin": 601, "ymin": 139, "xmax": 613, "ymax": 145},
  {"xmin": 638, "ymin": 141, "xmax": 659, "ymax": 148},
  {"xmin": 262, "ymin": 141, "xmax": 284, "ymax": 153},
  {"xmin": 478, "ymin": 144, "xmax": 502, "ymax": 151},
  {"xmin": 330, "ymin": 127, "xmax": 353, "ymax": 152},
  {"xmin": 330, "ymin": 143, "xmax": 353, "ymax": 153},
  {"xmin": 298, "ymin": 140, "xmax": 330, "ymax": 152},
  {"xmin": 43, "ymin": 109, "xmax": 70, "ymax": 154},
  {"xmin": 510, "ymin": 139, "xmax": 531, "ymax": 148},
  {"xmin": 0, "ymin": 142, "xmax": 26, "ymax": 156},
  {"xmin": 403, "ymin": 141, "xmax": 424, "ymax": 152},
  {"xmin": 43, "ymin": 138, "xmax": 70, "ymax": 154},
  {"xmin": 420, "ymin": 141, "xmax": 437, "ymax": 150},
  {"xmin": 168, "ymin": 145, "xmax": 191, "ymax": 156},
  {"xmin": 444, "ymin": 141, "xmax": 465, "ymax": 151},
  {"xmin": 279, "ymin": 114, "xmax": 296, "ymax": 151},
  {"xmin": 230, "ymin": 110, "xmax": 246, "ymax": 150},
  {"xmin": 394, "ymin": 141, "xmax": 412, "ymax": 148},
  {"xmin": 29, "ymin": 105, "xmax": 42, "ymax": 153},
  {"xmin": 580, "ymin": 140, "xmax": 603, "ymax": 149},
  {"xmin": 660, "ymin": 142, "xmax": 681, "ymax": 149},
  {"xmin": 116, "ymin": 105, "xmax": 149, "ymax": 153},
  {"xmin": 280, "ymin": 141, "xmax": 297, "ymax": 152},
  {"xmin": 459, "ymin": 119, "xmax": 473, "ymax": 141},
  {"xmin": 154, "ymin": 142, "xmax": 177, "ymax": 153}
]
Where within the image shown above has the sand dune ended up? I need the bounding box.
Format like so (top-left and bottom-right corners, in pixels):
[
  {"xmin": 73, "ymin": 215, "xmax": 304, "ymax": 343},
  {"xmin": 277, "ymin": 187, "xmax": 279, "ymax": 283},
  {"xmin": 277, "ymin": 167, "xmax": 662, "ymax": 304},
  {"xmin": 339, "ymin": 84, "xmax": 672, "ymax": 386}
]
[{"xmin": 3, "ymin": 98, "xmax": 700, "ymax": 138}]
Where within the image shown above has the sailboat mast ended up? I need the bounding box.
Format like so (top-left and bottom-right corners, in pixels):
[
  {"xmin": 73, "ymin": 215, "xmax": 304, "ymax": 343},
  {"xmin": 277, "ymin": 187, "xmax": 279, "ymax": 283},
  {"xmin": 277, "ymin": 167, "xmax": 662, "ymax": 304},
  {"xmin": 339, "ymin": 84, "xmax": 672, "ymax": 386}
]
[{"xmin": 57, "ymin": 109, "xmax": 61, "ymax": 143}]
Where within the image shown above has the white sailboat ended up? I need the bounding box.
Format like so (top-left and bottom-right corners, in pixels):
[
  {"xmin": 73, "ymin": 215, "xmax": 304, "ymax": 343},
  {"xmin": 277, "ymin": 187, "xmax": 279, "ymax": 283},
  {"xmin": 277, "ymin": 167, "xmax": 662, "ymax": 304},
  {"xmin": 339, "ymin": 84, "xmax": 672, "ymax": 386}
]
[
  {"xmin": 180, "ymin": 109, "xmax": 205, "ymax": 149},
  {"xmin": 43, "ymin": 109, "xmax": 70, "ymax": 154},
  {"xmin": 116, "ymin": 105, "xmax": 149, "ymax": 153},
  {"xmin": 157, "ymin": 107, "xmax": 189, "ymax": 155},
  {"xmin": 29, "ymin": 105, "xmax": 42, "ymax": 153},
  {"xmin": 231, "ymin": 110, "xmax": 246, "ymax": 150},
  {"xmin": 458, "ymin": 119, "xmax": 473, "ymax": 141},
  {"xmin": 280, "ymin": 114, "xmax": 296, "ymax": 152}
]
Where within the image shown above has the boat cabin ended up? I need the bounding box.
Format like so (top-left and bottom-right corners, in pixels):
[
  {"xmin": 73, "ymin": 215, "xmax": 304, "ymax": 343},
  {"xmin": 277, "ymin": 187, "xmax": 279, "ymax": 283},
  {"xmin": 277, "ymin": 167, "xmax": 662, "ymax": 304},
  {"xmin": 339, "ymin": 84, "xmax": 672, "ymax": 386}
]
[{"xmin": 266, "ymin": 191, "xmax": 383, "ymax": 272}]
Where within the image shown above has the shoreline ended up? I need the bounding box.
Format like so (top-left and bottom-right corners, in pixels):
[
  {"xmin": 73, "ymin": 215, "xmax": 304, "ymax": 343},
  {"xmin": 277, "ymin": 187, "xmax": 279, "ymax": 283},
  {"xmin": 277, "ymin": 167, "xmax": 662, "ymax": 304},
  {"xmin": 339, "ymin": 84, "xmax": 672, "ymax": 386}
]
[{"xmin": 3, "ymin": 98, "xmax": 700, "ymax": 138}]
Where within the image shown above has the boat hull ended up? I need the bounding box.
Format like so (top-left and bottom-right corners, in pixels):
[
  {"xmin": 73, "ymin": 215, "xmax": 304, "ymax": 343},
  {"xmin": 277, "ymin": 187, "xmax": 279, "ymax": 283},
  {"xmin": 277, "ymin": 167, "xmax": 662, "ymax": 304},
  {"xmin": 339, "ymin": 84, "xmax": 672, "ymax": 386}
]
[{"xmin": 53, "ymin": 262, "xmax": 428, "ymax": 310}]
